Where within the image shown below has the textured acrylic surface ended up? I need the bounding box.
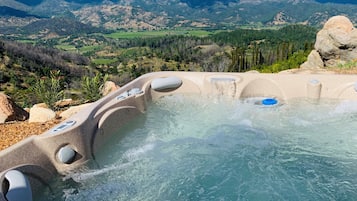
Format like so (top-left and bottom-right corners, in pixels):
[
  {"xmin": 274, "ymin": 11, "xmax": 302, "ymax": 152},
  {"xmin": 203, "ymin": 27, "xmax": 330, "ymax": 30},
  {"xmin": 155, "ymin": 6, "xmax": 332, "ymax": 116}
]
[{"xmin": 37, "ymin": 95, "xmax": 357, "ymax": 200}]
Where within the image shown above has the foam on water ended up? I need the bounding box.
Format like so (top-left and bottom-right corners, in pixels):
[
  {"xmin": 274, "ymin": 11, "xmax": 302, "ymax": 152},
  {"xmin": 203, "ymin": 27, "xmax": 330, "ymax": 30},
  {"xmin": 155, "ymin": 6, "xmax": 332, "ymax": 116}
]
[{"xmin": 37, "ymin": 95, "xmax": 357, "ymax": 200}]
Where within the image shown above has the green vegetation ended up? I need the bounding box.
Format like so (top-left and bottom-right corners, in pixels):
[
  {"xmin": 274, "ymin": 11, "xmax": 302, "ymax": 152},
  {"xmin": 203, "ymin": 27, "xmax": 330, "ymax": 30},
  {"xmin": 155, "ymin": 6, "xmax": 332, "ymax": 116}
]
[
  {"xmin": 79, "ymin": 45, "xmax": 102, "ymax": 53},
  {"xmin": 0, "ymin": 24, "xmax": 318, "ymax": 107},
  {"xmin": 337, "ymin": 60, "xmax": 357, "ymax": 70},
  {"xmin": 92, "ymin": 58, "xmax": 118, "ymax": 65},
  {"xmin": 81, "ymin": 73, "xmax": 109, "ymax": 102},
  {"xmin": 31, "ymin": 70, "xmax": 64, "ymax": 110},
  {"xmin": 257, "ymin": 50, "xmax": 310, "ymax": 73},
  {"xmin": 55, "ymin": 44, "xmax": 77, "ymax": 51},
  {"xmin": 105, "ymin": 29, "xmax": 213, "ymax": 39}
]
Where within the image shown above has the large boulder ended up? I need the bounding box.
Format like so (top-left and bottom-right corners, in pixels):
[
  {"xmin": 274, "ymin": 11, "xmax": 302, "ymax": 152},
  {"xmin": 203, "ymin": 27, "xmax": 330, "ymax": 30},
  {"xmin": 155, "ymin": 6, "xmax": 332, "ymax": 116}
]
[
  {"xmin": 302, "ymin": 15, "xmax": 357, "ymax": 68},
  {"xmin": 300, "ymin": 50, "xmax": 324, "ymax": 69},
  {"xmin": 0, "ymin": 93, "xmax": 29, "ymax": 123}
]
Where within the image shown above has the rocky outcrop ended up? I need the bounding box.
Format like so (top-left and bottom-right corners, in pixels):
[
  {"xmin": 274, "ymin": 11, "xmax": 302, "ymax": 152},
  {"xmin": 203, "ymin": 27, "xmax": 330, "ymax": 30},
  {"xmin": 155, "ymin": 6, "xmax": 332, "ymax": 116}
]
[
  {"xmin": 301, "ymin": 15, "xmax": 357, "ymax": 69},
  {"xmin": 300, "ymin": 50, "xmax": 324, "ymax": 69},
  {"xmin": 269, "ymin": 11, "xmax": 293, "ymax": 26},
  {"xmin": 0, "ymin": 93, "xmax": 29, "ymax": 124}
]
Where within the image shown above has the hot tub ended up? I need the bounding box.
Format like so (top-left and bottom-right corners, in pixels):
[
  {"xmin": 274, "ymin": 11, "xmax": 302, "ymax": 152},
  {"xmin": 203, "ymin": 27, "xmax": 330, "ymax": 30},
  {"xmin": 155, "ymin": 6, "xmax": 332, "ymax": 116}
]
[{"xmin": 1, "ymin": 72, "xmax": 357, "ymax": 200}]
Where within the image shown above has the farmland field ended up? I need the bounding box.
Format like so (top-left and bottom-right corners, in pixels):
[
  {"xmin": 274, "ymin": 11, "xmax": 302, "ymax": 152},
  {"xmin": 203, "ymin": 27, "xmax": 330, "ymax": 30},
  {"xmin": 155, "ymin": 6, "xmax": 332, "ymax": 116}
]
[{"xmin": 104, "ymin": 29, "xmax": 215, "ymax": 39}]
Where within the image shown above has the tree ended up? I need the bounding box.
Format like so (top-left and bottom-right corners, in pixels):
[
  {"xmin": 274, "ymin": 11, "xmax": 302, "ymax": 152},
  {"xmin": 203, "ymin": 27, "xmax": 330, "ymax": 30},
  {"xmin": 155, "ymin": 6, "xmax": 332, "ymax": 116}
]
[{"xmin": 0, "ymin": 41, "xmax": 5, "ymax": 56}]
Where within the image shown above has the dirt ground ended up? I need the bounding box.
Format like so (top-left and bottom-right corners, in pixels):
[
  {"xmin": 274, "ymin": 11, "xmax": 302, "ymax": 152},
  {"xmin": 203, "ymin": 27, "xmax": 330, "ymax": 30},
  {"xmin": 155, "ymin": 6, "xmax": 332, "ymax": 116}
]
[{"xmin": 0, "ymin": 120, "xmax": 61, "ymax": 150}]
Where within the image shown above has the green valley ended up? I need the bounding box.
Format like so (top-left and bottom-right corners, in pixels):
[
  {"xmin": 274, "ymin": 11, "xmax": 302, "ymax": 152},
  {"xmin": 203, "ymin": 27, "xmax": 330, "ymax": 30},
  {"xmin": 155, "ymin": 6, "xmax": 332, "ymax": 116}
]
[{"xmin": 1, "ymin": 24, "xmax": 317, "ymax": 106}]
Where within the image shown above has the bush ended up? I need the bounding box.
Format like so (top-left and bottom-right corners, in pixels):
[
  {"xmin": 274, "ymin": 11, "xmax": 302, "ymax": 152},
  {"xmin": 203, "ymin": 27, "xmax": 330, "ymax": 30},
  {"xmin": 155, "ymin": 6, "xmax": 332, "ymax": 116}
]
[
  {"xmin": 32, "ymin": 70, "xmax": 64, "ymax": 110},
  {"xmin": 258, "ymin": 50, "xmax": 309, "ymax": 73},
  {"xmin": 81, "ymin": 72, "xmax": 108, "ymax": 102}
]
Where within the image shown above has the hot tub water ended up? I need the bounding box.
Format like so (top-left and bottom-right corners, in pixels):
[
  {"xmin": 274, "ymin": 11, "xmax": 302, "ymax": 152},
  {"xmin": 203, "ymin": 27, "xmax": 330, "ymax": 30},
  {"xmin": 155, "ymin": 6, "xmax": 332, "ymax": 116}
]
[{"xmin": 37, "ymin": 95, "xmax": 357, "ymax": 200}]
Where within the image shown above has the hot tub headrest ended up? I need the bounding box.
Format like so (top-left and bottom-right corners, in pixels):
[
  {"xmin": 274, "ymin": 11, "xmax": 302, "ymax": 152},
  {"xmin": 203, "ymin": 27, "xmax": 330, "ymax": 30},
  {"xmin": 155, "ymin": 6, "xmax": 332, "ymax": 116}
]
[
  {"xmin": 3, "ymin": 170, "xmax": 32, "ymax": 201},
  {"xmin": 151, "ymin": 76, "xmax": 183, "ymax": 91}
]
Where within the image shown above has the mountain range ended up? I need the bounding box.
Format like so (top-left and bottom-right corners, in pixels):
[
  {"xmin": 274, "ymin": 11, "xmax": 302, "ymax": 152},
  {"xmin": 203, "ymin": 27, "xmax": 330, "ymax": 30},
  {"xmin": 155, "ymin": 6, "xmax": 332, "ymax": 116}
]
[
  {"xmin": 1, "ymin": 0, "xmax": 357, "ymax": 34},
  {"xmin": 8, "ymin": 0, "xmax": 357, "ymax": 6}
]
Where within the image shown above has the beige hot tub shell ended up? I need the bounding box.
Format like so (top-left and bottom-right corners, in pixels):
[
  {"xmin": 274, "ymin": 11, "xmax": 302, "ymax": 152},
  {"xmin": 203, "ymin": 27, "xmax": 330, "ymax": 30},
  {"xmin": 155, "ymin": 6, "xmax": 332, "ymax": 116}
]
[{"xmin": 1, "ymin": 72, "xmax": 357, "ymax": 200}]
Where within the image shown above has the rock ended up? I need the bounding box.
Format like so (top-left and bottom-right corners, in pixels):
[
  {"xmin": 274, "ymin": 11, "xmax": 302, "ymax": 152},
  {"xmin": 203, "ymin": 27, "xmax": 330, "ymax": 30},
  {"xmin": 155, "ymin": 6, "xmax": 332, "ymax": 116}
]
[
  {"xmin": 28, "ymin": 106, "xmax": 56, "ymax": 123},
  {"xmin": 32, "ymin": 103, "xmax": 49, "ymax": 109},
  {"xmin": 55, "ymin": 99, "xmax": 75, "ymax": 108},
  {"xmin": 0, "ymin": 93, "xmax": 29, "ymax": 123},
  {"xmin": 60, "ymin": 103, "xmax": 92, "ymax": 119},
  {"xmin": 314, "ymin": 29, "xmax": 340, "ymax": 60},
  {"xmin": 101, "ymin": 81, "xmax": 119, "ymax": 96},
  {"xmin": 323, "ymin": 15, "xmax": 353, "ymax": 33},
  {"xmin": 305, "ymin": 15, "xmax": 357, "ymax": 68},
  {"xmin": 300, "ymin": 50, "xmax": 324, "ymax": 69}
]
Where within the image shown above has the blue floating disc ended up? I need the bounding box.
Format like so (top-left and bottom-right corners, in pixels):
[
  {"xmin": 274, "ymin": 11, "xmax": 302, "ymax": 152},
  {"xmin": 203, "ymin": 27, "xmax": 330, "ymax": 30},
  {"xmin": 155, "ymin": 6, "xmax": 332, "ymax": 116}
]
[{"xmin": 262, "ymin": 98, "xmax": 278, "ymax": 106}]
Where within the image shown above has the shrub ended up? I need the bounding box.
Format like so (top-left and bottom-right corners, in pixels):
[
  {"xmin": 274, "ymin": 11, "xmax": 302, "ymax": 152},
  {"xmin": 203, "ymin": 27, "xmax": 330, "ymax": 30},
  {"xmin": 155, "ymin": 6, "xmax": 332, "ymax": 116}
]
[
  {"xmin": 32, "ymin": 70, "xmax": 64, "ymax": 110},
  {"xmin": 80, "ymin": 72, "xmax": 108, "ymax": 102}
]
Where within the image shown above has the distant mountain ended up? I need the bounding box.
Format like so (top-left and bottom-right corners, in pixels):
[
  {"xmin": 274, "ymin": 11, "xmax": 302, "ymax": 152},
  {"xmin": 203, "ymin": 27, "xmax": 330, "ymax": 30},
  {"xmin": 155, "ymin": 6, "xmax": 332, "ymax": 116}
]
[
  {"xmin": 11, "ymin": 0, "xmax": 104, "ymax": 6},
  {"xmin": 70, "ymin": 0, "xmax": 357, "ymax": 30},
  {"xmin": 0, "ymin": 6, "xmax": 34, "ymax": 17},
  {"xmin": 1, "ymin": 0, "xmax": 357, "ymax": 33},
  {"xmin": 21, "ymin": 17, "xmax": 102, "ymax": 35},
  {"xmin": 315, "ymin": 0, "xmax": 357, "ymax": 4},
  {"xmin": 14, "ymin": 0, "xmax": 43, "ymax": 6},
  {"xmin": 64, "ymin": 0, "xmax": 104, "ymax": 3},
  {"xmin": 180, "ymin": 0, "xmax": 236, "ymax": 8}
]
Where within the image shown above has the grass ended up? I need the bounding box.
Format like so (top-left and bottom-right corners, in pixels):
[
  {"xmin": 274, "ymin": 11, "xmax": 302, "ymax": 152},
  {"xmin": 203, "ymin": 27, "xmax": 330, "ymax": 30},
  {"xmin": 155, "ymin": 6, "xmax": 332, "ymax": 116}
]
[
  {"xmin": 79, "ymin": 45, "xmax": 102, "ymax": 53},
  {"xmin": 92, "ymin": 58, "xmax": 118, "ymax": 65},
  {"xmin": 337, "ymin": 60, "xmax": 357, "ymax": 69},
  {"xmin": 326, "ymin": 60, "xmax": 357, "ymax": 74},
  {"xmin": 17, "ymin": 39, "xmax": 36, "ymax": 44},
  {"xmin": 55, "ymin": 44, "xmax": 77, "ymax": 51},
  {"xmin": 104, "ymin": 29, "xmax": 214, "ymax": 39}
]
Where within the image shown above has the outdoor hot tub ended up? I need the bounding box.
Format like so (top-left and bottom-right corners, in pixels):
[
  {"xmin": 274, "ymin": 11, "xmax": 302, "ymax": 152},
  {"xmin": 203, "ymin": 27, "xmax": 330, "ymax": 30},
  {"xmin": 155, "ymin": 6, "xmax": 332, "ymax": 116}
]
[{"xmin": 1, "ymin": 72, "xmax": 357, "ymax": 200}]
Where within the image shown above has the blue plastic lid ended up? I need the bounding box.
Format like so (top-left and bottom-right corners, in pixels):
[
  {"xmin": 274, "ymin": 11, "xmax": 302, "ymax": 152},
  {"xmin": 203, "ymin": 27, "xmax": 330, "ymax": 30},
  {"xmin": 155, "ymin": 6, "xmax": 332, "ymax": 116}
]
[{"xmin": 262, "ymin": 98, "xmax": 278, "ymax": 106}]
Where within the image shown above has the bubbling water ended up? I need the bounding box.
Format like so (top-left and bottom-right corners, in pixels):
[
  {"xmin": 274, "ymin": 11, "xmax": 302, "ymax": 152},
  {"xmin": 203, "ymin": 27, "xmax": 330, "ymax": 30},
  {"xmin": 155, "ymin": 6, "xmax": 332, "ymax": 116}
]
[{"xmin": 37, "ymin": 95, "xmax": 357, "ymax": 200}]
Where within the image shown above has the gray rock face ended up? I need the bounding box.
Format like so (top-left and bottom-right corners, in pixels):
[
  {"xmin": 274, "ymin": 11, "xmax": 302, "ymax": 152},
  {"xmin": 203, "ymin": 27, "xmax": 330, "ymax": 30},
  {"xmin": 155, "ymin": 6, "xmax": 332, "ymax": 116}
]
[
  {"xmin": 300, "ymin": 50, "xmax": 324, "ymax": 69},
  {"xmin": 0, "ymin": 93, "xmax": 29, "ymax": 124},
  {"xmin": 302, "ymin": 15, "xmax": 357, "ymax": 68}
]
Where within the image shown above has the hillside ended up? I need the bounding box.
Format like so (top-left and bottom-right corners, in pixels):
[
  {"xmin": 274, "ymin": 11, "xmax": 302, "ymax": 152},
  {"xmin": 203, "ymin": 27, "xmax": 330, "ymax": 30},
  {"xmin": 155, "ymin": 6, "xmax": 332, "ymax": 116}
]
[
  {"xmin": 66, "ymin": 0, "xmax": 357, "ymax": 30},
  {"xmin": 1, "ymin": 0, "xmax": 357, "ymax": 32},
  {"xmin": 0, "ymin": 39, "xmax": 90, "ymax": 105},
  {"xmin": 0, "ymin": 6, "xmax": 37, "ymax": 17},
  {"xmin": 21, "ymin": 18, "xmax": 102, "ymax": 36}
]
